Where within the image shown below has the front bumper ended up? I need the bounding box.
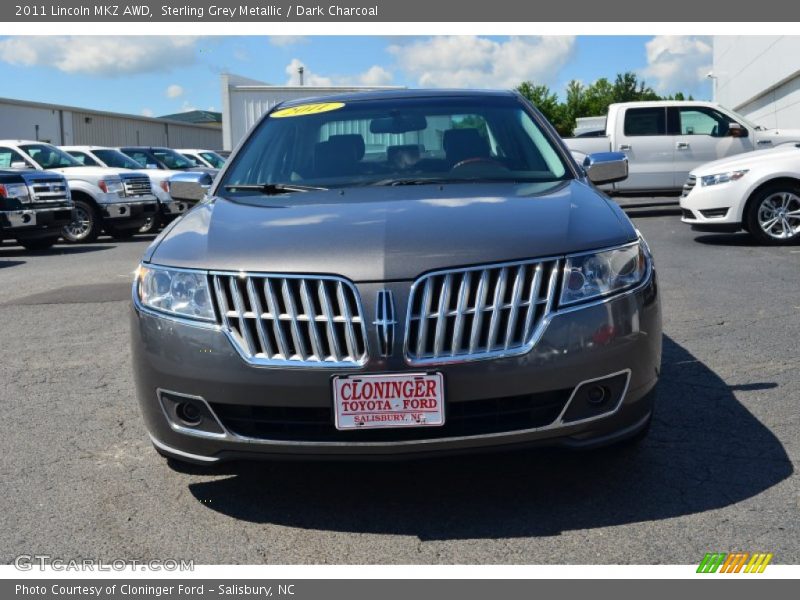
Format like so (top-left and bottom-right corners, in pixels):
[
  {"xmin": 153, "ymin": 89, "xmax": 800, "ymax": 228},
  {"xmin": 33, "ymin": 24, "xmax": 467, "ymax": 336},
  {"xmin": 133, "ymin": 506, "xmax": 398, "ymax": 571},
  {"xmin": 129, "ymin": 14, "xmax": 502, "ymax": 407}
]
[
  {"xmin": 680, "ymin": 178, "xmax": 748, "ymax": 229},
  {"xmin": 160, "ymin": 199, "xmax": 191, "ymax": 217},
  {"xmin": 131, "ymin": 271, "xmax": 661, "ymax": 461},
  {"xmin": 0, "ymin": 205, "xmax": 74, "ymax": 238},
  {"xmin": 101, "ymin": 197, "xmax": 158, "ymax": 226}
]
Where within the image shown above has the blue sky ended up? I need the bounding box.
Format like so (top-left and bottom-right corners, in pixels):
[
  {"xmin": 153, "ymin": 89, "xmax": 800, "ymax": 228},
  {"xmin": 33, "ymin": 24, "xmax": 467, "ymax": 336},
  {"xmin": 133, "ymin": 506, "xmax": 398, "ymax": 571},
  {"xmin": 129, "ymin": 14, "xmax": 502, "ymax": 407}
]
[{"xmin": 0, "ymin": 36, "xmax": 713, "ymax": 117}]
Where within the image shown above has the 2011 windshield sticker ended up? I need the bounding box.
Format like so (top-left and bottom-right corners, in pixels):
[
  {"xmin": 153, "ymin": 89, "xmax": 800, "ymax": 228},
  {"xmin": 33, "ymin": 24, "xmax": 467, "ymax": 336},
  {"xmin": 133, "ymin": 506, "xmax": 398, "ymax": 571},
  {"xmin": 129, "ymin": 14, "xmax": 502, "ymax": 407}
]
[{"xmin": 271, "ymin": 103, "xmax": 346, "ymax": 118}]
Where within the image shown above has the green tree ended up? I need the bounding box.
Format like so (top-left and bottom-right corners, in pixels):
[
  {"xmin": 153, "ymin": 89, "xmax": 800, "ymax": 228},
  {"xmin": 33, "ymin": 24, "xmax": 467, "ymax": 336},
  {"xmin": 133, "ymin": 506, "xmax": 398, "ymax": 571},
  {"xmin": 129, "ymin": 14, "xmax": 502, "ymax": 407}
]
[{"xmin": 516, "ymin": 72, "xmax": 694, "ymax": 136}]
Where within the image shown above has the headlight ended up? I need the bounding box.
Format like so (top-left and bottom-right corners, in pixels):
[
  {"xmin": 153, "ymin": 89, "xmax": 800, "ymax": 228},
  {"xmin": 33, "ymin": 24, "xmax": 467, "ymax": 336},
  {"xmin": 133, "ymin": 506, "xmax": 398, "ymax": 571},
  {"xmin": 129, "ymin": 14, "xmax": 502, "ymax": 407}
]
[
  {"xmin": 0, "ymin": 183, "xmax": 31, "ymax": 203},
  {"xmin": 560, "ymin": 241, "xmax": 649, "ymax": 306},
  {"xmin": 700, "ymin": 170, "xmax": 748, "ymax": 187},
  {"xmin": 136, "ymin": 265, "xmax": 215, "ymax": 321},
  {"xmin": 98, "ymin": 178, "xmax": 124, "ymax": 195},
  {"xmin": 159, "ymin": 180, "xmax": 170, "ymax": 193}
]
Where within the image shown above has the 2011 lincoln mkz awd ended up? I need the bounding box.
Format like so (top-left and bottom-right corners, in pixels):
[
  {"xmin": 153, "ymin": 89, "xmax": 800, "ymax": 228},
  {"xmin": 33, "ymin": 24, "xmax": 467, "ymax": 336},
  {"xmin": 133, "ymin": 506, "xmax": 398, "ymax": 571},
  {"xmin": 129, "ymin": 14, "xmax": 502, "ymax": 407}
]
[{"xmin": 131, "ymin": 90, "xmax": 662, "ymax": 464}]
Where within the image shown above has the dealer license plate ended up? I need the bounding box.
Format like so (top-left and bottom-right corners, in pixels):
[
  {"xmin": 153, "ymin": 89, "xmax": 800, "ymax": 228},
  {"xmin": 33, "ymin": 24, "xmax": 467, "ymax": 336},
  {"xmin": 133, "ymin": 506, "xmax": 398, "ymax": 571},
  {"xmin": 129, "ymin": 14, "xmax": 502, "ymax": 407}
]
[{"xmin": 333, "ymin": 372, "xmax": 445, "ymax": 430}]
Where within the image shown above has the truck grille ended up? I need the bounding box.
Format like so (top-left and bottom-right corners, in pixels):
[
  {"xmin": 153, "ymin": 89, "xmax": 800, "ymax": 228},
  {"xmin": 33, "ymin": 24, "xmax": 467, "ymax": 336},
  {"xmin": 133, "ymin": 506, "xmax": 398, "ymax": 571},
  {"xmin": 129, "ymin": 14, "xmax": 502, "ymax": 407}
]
[
  {"xmin": 681, "ymin": 175, "xmax": 696, "ymax": 197},
  {"xmin": 120, "ymin": 174, "xmax": 152, "ymax": 197},
  {"xmin": 212, "ymin": 273, "xmax": 368, "ymax": 367},
  {"xmin": 405, "ymin": 258, "xmax": 561, "ymax": 365},
  {"xmin": 26, "ymin": 177, "xmax": 70, "ymax": 204}
]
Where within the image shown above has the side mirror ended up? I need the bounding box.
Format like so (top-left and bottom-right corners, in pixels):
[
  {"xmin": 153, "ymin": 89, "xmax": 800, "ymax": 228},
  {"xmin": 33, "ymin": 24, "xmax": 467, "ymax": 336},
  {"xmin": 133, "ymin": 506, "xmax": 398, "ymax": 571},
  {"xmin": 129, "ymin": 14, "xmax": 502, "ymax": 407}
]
[
  {"xmin": 168, "ymin": 171, "xmax": 213, "ymax": 202},
  {"xmin": 583, "ymin": 152, "xmax": 628, "ymax": 185},
  {"xmin": 728, "ymin": 122, "xmax": 748, "ymax": 138},
  {"xmin": 10, "ymin": 161, "xmax": 32, "ymax": 169}
]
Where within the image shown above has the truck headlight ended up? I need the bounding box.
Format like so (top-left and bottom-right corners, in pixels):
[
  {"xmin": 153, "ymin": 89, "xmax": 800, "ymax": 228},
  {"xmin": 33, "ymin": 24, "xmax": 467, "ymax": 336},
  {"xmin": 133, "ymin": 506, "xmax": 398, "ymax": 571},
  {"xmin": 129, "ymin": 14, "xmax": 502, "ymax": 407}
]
[
  {"xmin": 700, "ymin": 170, "xmax": 748, "ymax": 187},
  {"xmin": 0, "ymin": 183, "xmax": 31, "ymax": 204},
  {"xmin": 136, "ymin": 265, "xmax": 215, "ymax": 322},
  {"xmin": 560, "ymin": 240, "xmax": 650, "ymax": 306},
  {"xmin": 98, "ymin": 178, "xmax": 125, "ymax": 195}
]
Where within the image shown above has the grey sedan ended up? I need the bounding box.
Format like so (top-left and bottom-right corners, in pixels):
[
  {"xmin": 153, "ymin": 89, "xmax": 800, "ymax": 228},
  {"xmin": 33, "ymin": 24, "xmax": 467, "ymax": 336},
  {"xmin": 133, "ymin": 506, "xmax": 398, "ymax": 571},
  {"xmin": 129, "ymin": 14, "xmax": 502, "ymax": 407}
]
[{"xmin": 131, "ymin": 89, "xmax": 661, "ymax": 465}]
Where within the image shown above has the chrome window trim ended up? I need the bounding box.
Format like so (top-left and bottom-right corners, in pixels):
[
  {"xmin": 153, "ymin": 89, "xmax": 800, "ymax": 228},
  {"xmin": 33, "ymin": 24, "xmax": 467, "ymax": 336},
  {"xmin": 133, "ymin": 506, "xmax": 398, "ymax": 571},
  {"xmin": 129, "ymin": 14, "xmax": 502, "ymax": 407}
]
[{"xmin": 157, "ymin": 369, "xmax": 632, "ymax": 448}]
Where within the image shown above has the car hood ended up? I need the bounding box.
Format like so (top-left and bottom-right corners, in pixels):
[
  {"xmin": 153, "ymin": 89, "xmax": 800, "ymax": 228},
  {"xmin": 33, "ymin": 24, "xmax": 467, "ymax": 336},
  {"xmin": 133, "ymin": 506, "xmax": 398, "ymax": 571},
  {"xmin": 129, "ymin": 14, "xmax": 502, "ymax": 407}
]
[
  {"xmin": 50, "ymin": 166, "xmax": 129, "ymax": 178},
  {"xmin": 756, "ymin": 128, "xmax": 800, "ymax": 144},
  {"xmin": 691, "ymin": 144, "xmax": 800, "ymax": 176},
  {"xmin": 146, "ymin": 180, "xmax": 636, "ymax": 282}
]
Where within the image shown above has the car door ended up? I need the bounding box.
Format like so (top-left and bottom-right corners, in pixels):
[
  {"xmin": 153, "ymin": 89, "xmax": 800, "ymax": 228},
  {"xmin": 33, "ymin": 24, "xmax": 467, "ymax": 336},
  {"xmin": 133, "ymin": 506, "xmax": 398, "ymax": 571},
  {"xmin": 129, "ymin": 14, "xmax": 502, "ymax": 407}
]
[
  {"xmin": 614, "ymin": 107, "xmax": 674, "ymax": 191},
  {"xmin": 671, "ymin": 106, "xmax": 752, "ymax": 187}
]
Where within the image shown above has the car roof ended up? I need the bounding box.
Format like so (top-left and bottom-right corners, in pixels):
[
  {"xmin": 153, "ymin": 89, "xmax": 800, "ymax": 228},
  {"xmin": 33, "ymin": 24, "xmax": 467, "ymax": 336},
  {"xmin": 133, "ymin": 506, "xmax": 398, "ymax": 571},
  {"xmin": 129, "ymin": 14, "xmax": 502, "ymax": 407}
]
[{"xmin": 278, "ymin": 88, "xmax": 519, "ymax": 108}]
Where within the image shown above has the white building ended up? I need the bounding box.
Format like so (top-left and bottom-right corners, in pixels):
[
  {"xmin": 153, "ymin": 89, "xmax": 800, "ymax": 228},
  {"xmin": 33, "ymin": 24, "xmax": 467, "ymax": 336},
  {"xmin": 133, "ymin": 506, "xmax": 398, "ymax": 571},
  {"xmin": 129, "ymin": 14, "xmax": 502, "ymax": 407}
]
[
  {"xmin": 713, "ymin": 36, "xmax": 800, "ymax": 129},
  {"xmin": 221, "ymin": 73, "xmax": 403, "ymax": 151},
  {"xmin": 0, "ymin": 96, "xmax": 222, "ymax": 149}
]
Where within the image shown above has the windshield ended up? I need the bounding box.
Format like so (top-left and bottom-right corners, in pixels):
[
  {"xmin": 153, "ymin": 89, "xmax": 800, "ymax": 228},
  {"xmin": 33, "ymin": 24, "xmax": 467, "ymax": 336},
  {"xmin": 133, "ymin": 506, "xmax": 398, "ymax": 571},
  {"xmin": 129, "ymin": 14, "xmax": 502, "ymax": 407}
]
[
  {"xmin": 199, "ymin": 151, "xmax": 226, "ymax": 169},
  {"xmin": 21, "ymin": 144, "xmax": 82, "ymax": 169},
  {"xmin": 221, "ymin": 95, "xmax": 570, "ymax": 192},
  {"xmin": 93, "ymin": 149, "xmax": 145, "ymax": 169},
  {"xmin": 152, "ymin": 148, "xmax": 196, "ymax": 170}
]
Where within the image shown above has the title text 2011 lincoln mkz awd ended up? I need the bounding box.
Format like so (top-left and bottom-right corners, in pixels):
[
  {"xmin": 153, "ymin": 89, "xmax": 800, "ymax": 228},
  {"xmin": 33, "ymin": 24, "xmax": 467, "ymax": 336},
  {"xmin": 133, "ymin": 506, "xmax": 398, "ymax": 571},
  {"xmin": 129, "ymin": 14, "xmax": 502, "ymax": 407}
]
[{"xmin": 131, "ymin": 90, "xmax": 661, "ymax": 465}]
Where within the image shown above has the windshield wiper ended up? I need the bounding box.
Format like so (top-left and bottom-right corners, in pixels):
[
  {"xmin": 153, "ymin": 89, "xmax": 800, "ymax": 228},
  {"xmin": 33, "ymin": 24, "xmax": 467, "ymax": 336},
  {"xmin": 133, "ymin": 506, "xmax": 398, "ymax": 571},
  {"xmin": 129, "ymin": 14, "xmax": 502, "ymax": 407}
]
[
  {"xmin": 223, "ymin": 183, "xmax": 328, "ymax": 194},
  {"xmin": 369, "ymin": 177, "xmax": 453, "ymax": 187}
]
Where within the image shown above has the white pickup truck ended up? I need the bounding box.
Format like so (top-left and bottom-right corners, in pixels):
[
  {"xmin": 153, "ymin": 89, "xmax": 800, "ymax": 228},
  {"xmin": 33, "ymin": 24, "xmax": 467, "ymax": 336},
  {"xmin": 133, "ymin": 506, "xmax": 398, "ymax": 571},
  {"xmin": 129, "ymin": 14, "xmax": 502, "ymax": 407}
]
[
  {"xmin": 566, "ymin": 101, "xmax": 800, "ymax": 193},
  {"xmin": 0, "ymin": 140, "xmax": 158, "ymax": 242},
  {"xmin": 62, "ymin": 145, "xmax": 192, "ymax": 233}
]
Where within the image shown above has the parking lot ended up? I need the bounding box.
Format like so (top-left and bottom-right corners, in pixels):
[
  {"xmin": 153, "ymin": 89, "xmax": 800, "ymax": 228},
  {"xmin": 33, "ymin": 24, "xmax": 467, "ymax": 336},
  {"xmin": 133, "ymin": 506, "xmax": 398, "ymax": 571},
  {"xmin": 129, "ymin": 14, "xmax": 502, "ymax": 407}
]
[{"xmin": 0, "ymin": 206, "xmax": 797, "ymax": 565}]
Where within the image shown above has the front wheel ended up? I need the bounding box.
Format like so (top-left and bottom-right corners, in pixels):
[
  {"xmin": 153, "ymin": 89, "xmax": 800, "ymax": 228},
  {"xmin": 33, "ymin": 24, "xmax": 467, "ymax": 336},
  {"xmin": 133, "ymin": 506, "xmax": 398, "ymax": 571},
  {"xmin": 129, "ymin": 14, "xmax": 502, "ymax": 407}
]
[
  {"xmin": 62, "ymin": 199, "xmax": 99, "ymax": 243},
  {"xmin": 138, "ymin": 212, "xmax": 162, "ymax": 234},
  {"xmin": 18, "ymin": 236, "xmax": 59, "ymax": 251},
  {"xmin": 746, "ymin": 184, "xmax": 800, "ymax": 245}
]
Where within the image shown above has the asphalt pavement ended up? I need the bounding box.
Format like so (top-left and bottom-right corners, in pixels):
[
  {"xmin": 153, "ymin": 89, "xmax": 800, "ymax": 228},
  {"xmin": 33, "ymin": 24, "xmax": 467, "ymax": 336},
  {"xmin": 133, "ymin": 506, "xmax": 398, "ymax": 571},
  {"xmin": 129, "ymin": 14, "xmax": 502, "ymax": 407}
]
[{"xmin": 0, "ymin": 208, "xmax": 797, "ymax": 564}]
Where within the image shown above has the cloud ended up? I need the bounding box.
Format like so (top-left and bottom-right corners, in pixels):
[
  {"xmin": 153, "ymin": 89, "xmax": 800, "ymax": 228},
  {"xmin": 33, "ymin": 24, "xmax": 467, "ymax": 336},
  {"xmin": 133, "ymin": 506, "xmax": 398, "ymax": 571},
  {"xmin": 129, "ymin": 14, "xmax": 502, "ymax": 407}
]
[
  {"xmin": 284, "ymin": 58, "xmax": 393, "ymax": 87},
  {"xmin": 642, "ymin": 35, "xmax": 712, "ymax": 94},
  {"xmin": 166, "ymin": 84, "xmax": 184, "ymax": 98},
  {"xmin": 269, "ymin": 36, "xmax": 309, "ymax": 47},
  {"xmin": 0, "ymin": 36, "xmax": 200, "ymax": 76},
  {"xmin": 388, "ymin": 36, "xmax": 576, "ymax": 89},
  {"xmin": 180, "ymin": 100, "xmax": 197, "ymax": 113},
  {"xmin": 140, "ymin": 108, "xmax": 154, "ymax": 117}
]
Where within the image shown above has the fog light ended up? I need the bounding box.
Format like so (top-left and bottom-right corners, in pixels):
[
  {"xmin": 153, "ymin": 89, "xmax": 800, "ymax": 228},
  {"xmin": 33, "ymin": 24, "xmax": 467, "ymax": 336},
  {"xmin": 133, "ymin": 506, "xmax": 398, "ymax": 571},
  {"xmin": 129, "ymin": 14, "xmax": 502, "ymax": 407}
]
[
  {"xmin": 586, "ymin": 385, "xmax": 609, "ymax": 405},
  {"xmin": 175, "ymin": 402, "xmax": 202, "ymax": 426},
  {"xmin": 119, "ymin": 206, "xmax": 127, "ymax": 215}
]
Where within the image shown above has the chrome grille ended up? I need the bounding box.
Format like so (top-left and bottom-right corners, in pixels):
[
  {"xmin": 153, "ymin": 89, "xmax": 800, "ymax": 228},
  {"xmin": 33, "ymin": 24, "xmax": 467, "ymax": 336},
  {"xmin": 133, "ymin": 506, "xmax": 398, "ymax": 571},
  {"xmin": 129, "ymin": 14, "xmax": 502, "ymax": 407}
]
[
  {"xmin": 26, "ymin": 177, "xmax": 69, "ymax": 204},
  {"xmin": 120, "ymin": 174, "xmax": 152, "ymax": 197},
  {"xmin": 681, "ymin": 175, "xmax": 696, "ymax": 198},
  {"xmin": 405, "ymin": 258, "xmax": 561, "ymax": 364},
  {"xmin": 212, "ymin": 273, "xmax": 368, "ymax": 367}
]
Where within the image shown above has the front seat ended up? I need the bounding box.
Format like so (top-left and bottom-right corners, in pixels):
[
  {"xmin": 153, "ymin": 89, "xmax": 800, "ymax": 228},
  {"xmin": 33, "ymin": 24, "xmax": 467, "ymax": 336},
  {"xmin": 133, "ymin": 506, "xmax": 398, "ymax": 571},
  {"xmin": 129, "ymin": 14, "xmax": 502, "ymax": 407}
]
[
  {"xmin": 314, "ymin": 134, "xmax": 366, "ymax": 178},
  {"xmin": 443, "ymin": 128, "xmax": 490, "ymax": 166}
]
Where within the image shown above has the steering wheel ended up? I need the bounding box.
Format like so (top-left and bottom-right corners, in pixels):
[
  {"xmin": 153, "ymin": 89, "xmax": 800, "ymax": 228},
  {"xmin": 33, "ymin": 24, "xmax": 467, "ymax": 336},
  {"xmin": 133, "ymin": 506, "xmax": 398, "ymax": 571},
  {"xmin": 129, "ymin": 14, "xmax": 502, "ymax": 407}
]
[{"xmin": 451, "ymin": 157, "xmax": 504, "ymax": 171}]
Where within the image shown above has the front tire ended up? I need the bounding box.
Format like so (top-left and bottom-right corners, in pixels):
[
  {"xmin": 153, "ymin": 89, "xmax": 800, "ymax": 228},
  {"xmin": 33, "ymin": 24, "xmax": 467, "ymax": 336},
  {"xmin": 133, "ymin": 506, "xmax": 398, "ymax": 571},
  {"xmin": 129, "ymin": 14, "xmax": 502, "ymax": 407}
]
[
  {"xmin": 62, "ymin": 199, "xmax": 100, "ymax": 243},
  {"xmin": 18, "ymin": 236, "xmax": 59, "ymax": 251},
  {"xmin": 138, "ymin": 212, "xmax": 162, "ymax": 234},
  {"xmin": 746, "ymin": 183, "xmax": 800, "ymax": 245}
]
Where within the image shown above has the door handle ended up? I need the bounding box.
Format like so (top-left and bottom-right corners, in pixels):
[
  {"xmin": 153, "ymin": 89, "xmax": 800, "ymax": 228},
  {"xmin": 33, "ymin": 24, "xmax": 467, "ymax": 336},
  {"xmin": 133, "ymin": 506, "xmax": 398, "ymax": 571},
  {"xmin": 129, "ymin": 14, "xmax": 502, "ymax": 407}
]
[
  {"xmin": 676, "ymin": 142, "xmax": 690, "ymax": 150},
  {"xmin": 619, "ymin": 144, "xmax": 631, "ymax": 151}
]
